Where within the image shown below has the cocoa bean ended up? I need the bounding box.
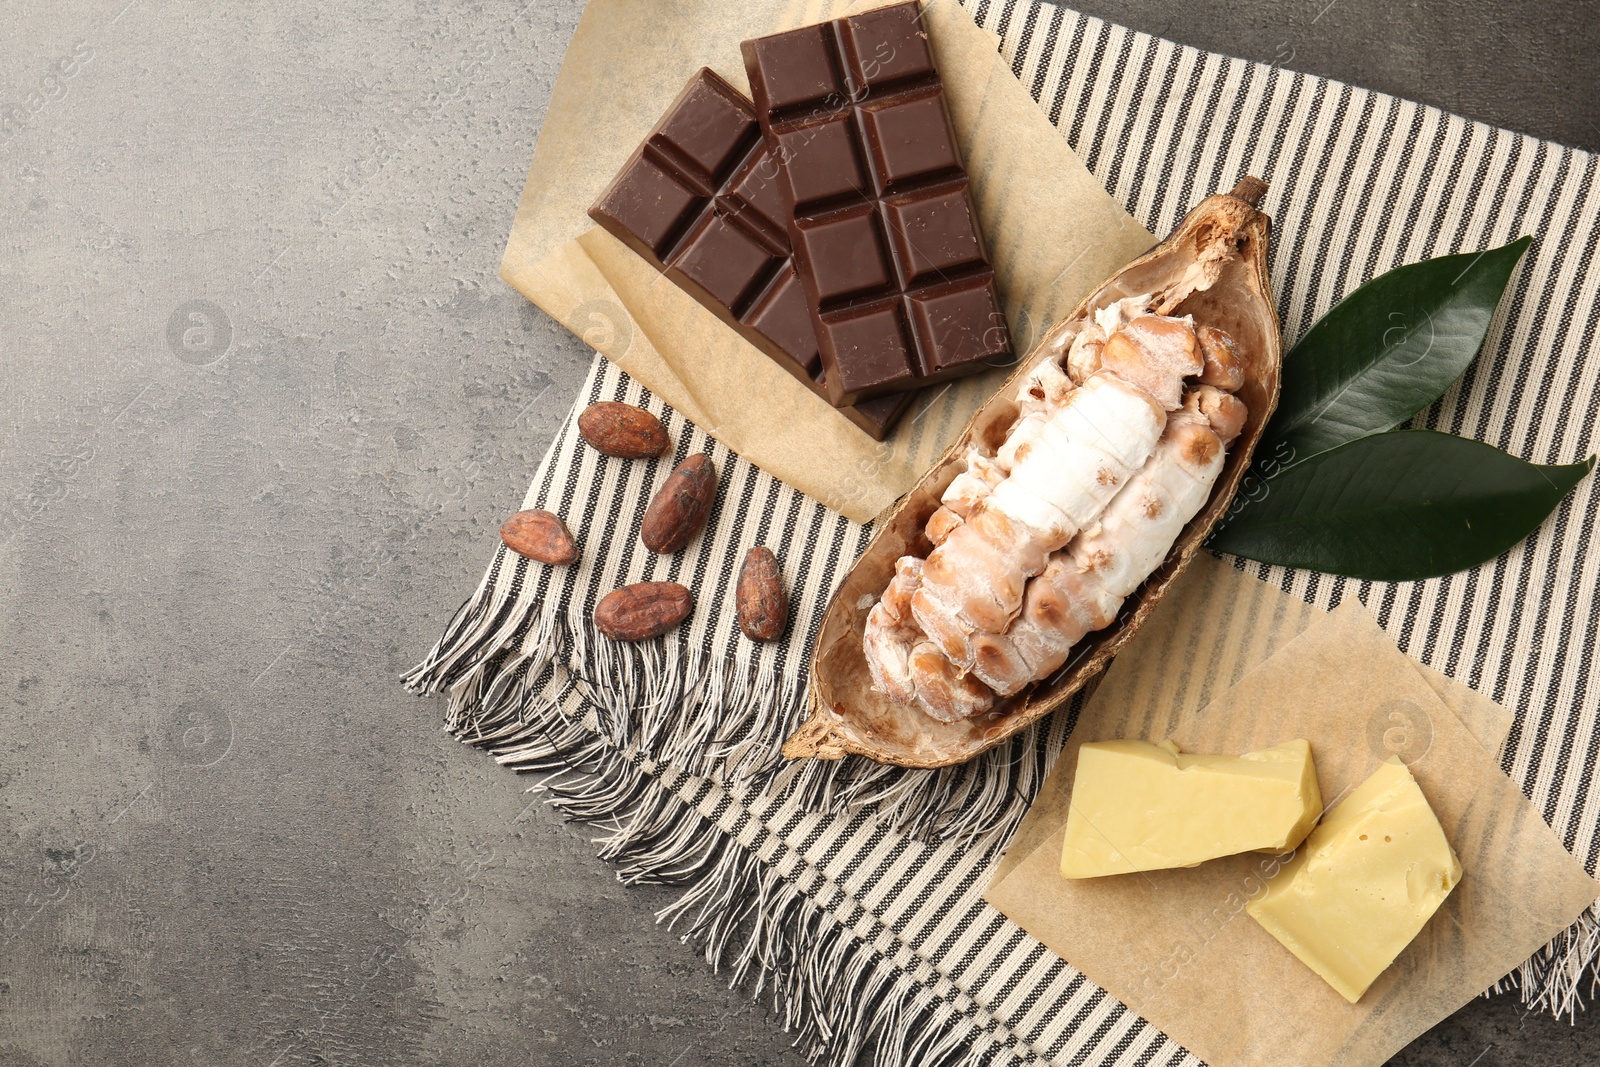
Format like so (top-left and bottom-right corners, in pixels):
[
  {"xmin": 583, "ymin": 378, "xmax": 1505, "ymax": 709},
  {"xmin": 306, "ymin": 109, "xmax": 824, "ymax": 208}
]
[
  {"xmin": 499, "ymin": 510, "xmax": 578, "ymax": 566},
  {"xmin": 640, "ymin": 454, "xmax": 717, "ymax": 554},
  {"xmin": 578, "ymin": 402, "xmax": 669, "ymax": 458},
  {"xmin": 594, "ymin": 582, "xmax": 692, "ymax": 641},
  {"xmin": 735, "ymin": 546, "xmax": 788, "ymax": 641}
]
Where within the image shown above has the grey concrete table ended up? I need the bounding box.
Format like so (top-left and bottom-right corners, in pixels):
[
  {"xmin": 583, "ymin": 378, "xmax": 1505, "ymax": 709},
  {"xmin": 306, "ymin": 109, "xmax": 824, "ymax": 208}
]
[{"xmin": 1, "ymin": 2, "xmax": 1595, "ymax": 1065}]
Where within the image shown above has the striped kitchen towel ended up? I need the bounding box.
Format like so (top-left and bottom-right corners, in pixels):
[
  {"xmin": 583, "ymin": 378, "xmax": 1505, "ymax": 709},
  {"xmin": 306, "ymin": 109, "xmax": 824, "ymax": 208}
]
[{"xmin": 404, "ymin": 1, "xmax": 1600, "ymax": 1063}]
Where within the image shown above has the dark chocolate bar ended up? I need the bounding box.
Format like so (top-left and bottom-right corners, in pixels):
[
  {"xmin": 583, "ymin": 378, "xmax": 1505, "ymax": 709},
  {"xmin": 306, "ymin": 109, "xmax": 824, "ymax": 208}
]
[
  {"xmin": 587, "ymin": 68, "xmax": 914, "ymax": 440},
  {"xmin": 742, "ymin": 1, "xmax": 1012, "ymax": 406}
]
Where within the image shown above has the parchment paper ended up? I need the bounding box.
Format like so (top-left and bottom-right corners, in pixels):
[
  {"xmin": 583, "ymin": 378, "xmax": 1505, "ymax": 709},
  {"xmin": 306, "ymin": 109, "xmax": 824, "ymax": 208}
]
[
  {"xmin": 499, "ymin": 0, "xmax": 1156, "ymax": 522},
  {"xmin": 985, "ymin": 556, "xmax": 1599, "ymax": 1067}
]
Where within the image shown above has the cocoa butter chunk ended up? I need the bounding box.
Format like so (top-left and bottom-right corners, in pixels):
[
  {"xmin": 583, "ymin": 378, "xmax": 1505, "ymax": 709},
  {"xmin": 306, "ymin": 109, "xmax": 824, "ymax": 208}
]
[
  {"xmin": 578, "ymin": 402, "xmax": 669, "ymax": 458},
  {"xmin": 499, "ymin": 509, "xmax": 578, "ymax": 566},
  {"xmin": 1247, "ymin": 757, "xmax": 1461, "ymax": 1004},
  {"xmin": 594, "ymin": 582, "xmax": 693, "ymax": 641},
  {"xmin": 736, "ymin": 546, "xmax": 788, "ymax": 641},
  {"xmin": 1060, "ymin": 739, "xmax": 1322, "ymax": 879},
  {"xmin": 641, "ymin": 454, "xmax": 718, "ymax": 553}
]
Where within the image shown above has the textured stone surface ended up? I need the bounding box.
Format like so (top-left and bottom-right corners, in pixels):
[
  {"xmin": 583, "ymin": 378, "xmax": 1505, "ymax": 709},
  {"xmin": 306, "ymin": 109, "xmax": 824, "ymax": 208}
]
[{"xmin": 0, "ymin": 2, "xmax": 1594, "ymax": 1065}]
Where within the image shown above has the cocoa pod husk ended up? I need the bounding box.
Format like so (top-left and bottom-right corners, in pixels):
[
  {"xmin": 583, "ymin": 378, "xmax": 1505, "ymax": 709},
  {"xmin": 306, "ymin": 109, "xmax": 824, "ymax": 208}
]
[{"xmin": 790, "ymin": 177, "xmax": 1283, "ymax": 768}]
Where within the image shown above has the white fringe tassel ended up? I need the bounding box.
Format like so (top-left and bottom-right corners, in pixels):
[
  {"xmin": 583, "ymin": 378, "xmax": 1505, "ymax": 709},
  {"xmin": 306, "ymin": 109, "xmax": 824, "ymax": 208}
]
[
  {"xmin": 404, "ymin": 589, "xmax": 1068, "ymax": 845},
  {"xmin": 1488, "ymin": 901, "xmax": 1600, "ymax": 1020},
  {"xmin": 472, "ymin": 688, "xmax": 1031, "ymax": 1067}
]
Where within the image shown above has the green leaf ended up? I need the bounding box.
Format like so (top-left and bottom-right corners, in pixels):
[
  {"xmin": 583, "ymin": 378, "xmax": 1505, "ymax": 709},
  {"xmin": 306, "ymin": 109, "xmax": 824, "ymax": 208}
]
[
  {"xmin": 1263, "ymin": 237, "xmax": 1533, "ymax": 467},
  {"xmin": 1207, "ymin": 430, "xmax": 1592, "ymax": 581}
]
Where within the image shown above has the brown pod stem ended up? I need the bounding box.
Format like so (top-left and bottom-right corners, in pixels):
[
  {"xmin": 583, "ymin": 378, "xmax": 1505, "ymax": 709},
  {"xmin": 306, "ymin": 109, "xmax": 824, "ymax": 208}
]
[{"xmin": 1229, "ymin": 175, "xmax": 1268, "ymax": 208}]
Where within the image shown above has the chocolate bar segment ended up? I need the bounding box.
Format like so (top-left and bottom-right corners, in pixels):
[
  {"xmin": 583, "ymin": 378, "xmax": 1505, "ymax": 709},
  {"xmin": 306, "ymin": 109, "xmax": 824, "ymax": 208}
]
[
  {"xmin": 587, "ymin": 68, "xmax": 913, "ymax": 440},
  {"xmin": 742, "ymin": 2, "xmax": 1012, "ymax": 406}
]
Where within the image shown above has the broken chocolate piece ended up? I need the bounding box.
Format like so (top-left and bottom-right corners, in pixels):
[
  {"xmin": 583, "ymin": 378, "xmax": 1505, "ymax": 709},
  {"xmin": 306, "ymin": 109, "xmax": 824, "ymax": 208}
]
[
  {"xmin": 588, "ymin": 67, "xmax": 913, "ymax": 440},
  {"xmin": 742, "ymin": 1, "xmax": 1012, "ymax": 406}
]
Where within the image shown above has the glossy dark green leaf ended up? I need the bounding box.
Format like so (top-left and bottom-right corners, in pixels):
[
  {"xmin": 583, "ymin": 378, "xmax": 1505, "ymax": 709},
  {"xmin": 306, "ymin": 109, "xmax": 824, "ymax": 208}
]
[
  {"xmin": 1263, "ymin": 237, "xmax": 1533, "ymax": 467},
  {"xmin": 1208, "ymin": 430, "xmax": 1592, "ymax": 581}
]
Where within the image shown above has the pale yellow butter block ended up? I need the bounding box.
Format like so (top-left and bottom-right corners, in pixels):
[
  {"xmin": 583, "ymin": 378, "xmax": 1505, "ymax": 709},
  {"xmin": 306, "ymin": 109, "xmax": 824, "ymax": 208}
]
[
  {"xmin": 1247, "ymin": 756, "xmax": 1463, "ymax": 1003},
  {"xmin": 1059, "ymin": 738, "xmax": 1322, "ymax": 879}
]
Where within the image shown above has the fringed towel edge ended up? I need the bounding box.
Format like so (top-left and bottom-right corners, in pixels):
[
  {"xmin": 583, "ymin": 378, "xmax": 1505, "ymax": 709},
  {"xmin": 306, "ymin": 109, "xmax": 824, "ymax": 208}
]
[
  {"xmin": 404, "ymin": 575, "xmax": 1065, "ymax": 844},
  {"xmin": 408, "ymin": 599, "xmax": 1600, "ymax": 1035},
  {"xmin": 483, "ymin": 687, "xmax": 1053, "ymax": 1067},
  {"xmin": 1488, "ymin": 900, "xmax": 1600, "ymax": 1021}
]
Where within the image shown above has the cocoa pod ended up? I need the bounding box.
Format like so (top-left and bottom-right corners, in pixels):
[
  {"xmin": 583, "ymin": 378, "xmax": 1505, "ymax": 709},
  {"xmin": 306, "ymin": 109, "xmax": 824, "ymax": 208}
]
[
  {"xmin": 641, "ymin": 454, "xmax": 717, "ymax": 554},
  {"xmin": 594, "ymin": 582, "xmax": 692, "ymax": 641},
  {"xmin": 791, "ymin": 177, "xmax": 1282, "ymax": 768},
  {"xmin": 578, "ymin": 402, "xmax": 669, "ymax": 458},
  {"xmin": 736, "ymin": 547, "xmax": 788, "ymax": 641},
  {"xmin": 499, "ymin": 510, "xmax": 578, "ymax": 565}
]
